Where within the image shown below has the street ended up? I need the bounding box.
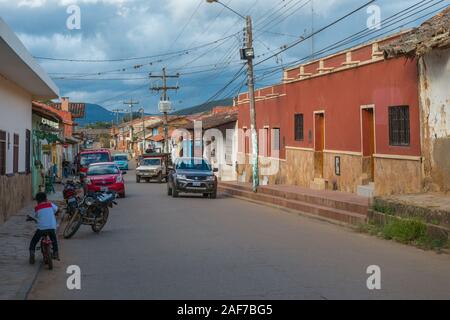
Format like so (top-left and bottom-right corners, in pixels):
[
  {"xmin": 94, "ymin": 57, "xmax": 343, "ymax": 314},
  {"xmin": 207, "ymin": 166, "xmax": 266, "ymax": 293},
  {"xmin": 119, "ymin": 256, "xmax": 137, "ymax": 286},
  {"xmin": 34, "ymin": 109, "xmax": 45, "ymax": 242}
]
[{"xmin": 28, "ymin": 171, "xmax": 450, "ymax": 300}]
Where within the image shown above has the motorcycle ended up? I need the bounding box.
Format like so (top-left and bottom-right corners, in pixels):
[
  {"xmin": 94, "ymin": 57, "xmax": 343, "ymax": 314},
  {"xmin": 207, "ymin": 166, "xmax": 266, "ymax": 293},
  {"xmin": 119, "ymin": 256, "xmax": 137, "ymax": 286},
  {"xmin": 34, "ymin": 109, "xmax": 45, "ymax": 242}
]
[
  {"xmin": 62, "ymin": 180, "xmax": 84, "ymax": 219},
  {"xmin": 63, "ymin": 191, "xmax": 117, "ymax": 239}
]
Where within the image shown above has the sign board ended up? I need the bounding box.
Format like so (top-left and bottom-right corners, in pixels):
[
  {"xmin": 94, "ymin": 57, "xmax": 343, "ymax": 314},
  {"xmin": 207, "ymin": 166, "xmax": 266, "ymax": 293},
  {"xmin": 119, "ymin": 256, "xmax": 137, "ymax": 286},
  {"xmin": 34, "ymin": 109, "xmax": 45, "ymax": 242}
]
[{"xmin": 41, "ymin": 118, "xmax": 59, "ymax": 129}]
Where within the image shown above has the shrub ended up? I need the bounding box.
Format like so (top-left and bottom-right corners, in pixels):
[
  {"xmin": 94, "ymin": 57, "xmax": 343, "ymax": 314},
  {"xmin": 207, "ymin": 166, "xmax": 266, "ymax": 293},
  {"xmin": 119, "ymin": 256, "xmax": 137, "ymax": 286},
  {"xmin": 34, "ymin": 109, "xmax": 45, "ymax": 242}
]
[{"xmin": 382, "ymin": 218, "xmax": 427, "ymax": 244}]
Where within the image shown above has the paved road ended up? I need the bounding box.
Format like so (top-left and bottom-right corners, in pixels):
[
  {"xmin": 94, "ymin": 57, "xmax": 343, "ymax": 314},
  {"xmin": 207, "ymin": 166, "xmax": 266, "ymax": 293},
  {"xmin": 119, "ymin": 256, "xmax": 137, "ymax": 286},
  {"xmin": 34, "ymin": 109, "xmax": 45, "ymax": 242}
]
[{"xmin": 28, "ymin": 172, "xmax": 450, "ymax": 300}]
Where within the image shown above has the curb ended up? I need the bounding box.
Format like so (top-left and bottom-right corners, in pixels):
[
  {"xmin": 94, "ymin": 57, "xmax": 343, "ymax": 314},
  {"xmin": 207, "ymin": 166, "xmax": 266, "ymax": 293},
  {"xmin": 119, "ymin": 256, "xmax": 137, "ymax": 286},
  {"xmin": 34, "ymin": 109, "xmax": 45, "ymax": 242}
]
[{"xmin": 220, "ymin": 191, "xmax": 356, "ymax": 230}]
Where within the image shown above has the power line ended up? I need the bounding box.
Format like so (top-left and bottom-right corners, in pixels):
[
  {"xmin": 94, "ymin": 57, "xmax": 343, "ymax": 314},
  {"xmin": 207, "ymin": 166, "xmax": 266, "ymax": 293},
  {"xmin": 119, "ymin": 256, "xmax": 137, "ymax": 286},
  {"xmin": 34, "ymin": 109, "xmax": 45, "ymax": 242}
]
[
  {"xmin": 254, "ymin": 0, "xmax": 446, "ymax": 82},
  {"xmin": 254, "ymin": 0, "xmax": 376, "ymax": 67},
  {"xmin": 34, "ymin": 32, "xmax": 239, "ymax": 63},
  {"xmin": 168, "ymin": 0, "xmax": 204, "ymax": 50}
]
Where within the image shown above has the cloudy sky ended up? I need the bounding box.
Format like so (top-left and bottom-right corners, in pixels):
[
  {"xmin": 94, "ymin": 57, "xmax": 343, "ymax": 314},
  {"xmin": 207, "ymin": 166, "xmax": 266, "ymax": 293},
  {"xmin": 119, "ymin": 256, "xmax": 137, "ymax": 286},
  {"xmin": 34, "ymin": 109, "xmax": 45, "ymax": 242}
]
[{"xmin": 1, "ymin": 0, "xmax": 448, "ymax": 113}]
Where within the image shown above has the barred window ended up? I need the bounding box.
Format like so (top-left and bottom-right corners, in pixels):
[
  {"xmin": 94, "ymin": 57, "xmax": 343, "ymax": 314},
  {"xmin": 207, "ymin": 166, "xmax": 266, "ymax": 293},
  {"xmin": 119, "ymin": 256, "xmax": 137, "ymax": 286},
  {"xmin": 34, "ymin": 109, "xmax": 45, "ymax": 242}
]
[
  {"xmin": 13, "ymin": 133, "xmax": 19, "ymax": 173},
  {"xmin": 389, "ymin": 106, "xmax": 410, "ymax": 146},
  {"xmin": 0, "ymin": 130, "xmax": 6, "ymax": 175},
  {"xmin": 294, "ymin": 114, "xmax": 304, "ymax": 141}
]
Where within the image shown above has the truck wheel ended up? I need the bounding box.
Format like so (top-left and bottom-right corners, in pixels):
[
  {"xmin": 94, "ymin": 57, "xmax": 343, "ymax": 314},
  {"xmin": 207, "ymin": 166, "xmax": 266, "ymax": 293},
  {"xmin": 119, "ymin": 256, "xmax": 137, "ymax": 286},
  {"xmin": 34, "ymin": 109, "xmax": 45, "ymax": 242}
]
[{"xmin": 172, "ymin": 188, "xmax": 179, "ymax": 198}]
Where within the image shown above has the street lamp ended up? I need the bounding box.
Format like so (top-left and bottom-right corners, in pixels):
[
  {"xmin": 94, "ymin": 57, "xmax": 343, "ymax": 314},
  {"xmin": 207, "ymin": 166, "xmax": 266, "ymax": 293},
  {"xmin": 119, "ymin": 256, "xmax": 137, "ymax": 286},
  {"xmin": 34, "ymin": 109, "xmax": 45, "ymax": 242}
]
[{"xmin": 206, "ymin": 0, "xmax": 259, "ymax": 192}]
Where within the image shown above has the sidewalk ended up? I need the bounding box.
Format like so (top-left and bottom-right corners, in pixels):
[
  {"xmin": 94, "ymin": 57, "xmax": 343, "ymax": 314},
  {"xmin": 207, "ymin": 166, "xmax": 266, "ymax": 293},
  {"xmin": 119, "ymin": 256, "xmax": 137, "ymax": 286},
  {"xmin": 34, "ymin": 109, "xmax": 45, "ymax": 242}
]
[
  {"xmin": 219, "ymin": 182, "xmax": 370, "ymax": 226},
  {"xmin": 0, "ymin": 186, "xmax": 64, "ymax": 300}
]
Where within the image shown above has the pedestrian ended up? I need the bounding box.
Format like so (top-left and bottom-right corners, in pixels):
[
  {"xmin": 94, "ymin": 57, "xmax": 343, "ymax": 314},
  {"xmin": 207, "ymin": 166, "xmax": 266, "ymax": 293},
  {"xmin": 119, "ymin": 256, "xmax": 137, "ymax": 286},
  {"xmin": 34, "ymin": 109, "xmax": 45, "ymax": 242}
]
[{"xmin": 27, "ymin": 192, "xmax": 60, "ymax": 264}]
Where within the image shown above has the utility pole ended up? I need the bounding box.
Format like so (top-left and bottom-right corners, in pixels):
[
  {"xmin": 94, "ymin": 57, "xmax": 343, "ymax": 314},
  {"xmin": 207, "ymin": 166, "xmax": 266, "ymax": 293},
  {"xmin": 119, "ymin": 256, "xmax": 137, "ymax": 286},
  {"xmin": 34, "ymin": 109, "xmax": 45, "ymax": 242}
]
[
  {"xmin": 206, "ymin": 0, "xmax": 259, "ymax": 192},
  {"xmin": 112, "ymin": 108, "xmax": 126, "ymax": 151},
  {"xmin": 245, "ymin": 15, "xmax": 259, "ymax": 192},
  {"xmin": 150, "ymin": 68, "xmax": 179, "ymax": 153},
  {"xmin": 123, "ymin": 99, "xmax": 139, "ymax": 155}
]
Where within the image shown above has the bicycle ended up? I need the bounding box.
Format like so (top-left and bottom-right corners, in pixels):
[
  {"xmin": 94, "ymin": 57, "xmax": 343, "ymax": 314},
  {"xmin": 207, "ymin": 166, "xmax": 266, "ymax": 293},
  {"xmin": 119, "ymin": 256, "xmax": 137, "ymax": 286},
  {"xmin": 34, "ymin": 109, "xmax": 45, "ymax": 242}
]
[{"xmin": 27, "ymin": 216, "xmax": 55, "ymax": 270}]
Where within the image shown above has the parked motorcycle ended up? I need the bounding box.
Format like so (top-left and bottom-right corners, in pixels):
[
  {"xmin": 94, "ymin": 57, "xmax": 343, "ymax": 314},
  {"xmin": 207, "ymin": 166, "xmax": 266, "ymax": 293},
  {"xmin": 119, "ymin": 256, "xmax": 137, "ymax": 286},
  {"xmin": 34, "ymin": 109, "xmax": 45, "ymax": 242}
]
[
  {"xmin": 62, "ymin": 180, "xmax": 84, "ymax": 219},
  {"xmin": 63, "ymin": 191, "xmax": 117, "ymax": 239}
]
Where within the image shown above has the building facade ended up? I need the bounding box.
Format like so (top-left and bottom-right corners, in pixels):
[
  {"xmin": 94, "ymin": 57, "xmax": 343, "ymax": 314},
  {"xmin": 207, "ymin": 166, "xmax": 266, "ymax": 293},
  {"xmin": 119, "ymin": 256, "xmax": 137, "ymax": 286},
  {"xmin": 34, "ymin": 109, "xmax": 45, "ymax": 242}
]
[
  {"xmin": 237, "ymin": 32, "xmax": 424, "ymax": 196},
  {"xmin": 383, "ymin": 7, "xmax": 450, "ymax": 193},
  {"xmin": 0, "ymin": 18, "xmax": 59, "ymax": 223}
]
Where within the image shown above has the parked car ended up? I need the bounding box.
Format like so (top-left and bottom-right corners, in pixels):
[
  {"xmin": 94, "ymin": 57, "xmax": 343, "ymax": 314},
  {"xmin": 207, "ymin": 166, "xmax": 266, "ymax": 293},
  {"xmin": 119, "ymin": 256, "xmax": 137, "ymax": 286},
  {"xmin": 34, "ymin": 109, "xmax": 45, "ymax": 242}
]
[
  {"xmin": 136, "ymin": 153, "xmax": 170, "ymax": 183},
  {"xmin": 167, "ymin": 158, "xmax": 218, "ymax": 199},
  {"xmin": 84, "ymin": 162, "xmax": 126, "ymax": 198},
  {"xmin": 77, "ymin": 149, "xmax": 112, "ymax": 179},
  {"xmin": 112, "ymin": 153, "xmax": 129, "ymax": 171}
]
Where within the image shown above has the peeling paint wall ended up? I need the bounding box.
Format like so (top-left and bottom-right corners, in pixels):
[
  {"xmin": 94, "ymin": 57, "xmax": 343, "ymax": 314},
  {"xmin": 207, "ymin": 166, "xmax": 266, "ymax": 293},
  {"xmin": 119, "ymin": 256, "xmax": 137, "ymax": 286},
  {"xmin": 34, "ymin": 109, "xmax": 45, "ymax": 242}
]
[{"xmin": 419, "ymin": 47, "xmax": 450, "ymax": 192}]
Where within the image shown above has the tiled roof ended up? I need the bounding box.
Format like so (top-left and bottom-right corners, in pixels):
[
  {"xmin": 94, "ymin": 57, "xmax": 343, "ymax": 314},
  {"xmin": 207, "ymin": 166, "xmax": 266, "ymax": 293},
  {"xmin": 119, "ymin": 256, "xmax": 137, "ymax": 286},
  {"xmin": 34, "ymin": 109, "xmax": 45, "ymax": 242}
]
[
  {"xmin": 382, "ymin": 7, "xmax": 450, "ymax": 58},
  {"xmin": 185, "ymin": 110, "xmax": 238, "ymax": 130}
]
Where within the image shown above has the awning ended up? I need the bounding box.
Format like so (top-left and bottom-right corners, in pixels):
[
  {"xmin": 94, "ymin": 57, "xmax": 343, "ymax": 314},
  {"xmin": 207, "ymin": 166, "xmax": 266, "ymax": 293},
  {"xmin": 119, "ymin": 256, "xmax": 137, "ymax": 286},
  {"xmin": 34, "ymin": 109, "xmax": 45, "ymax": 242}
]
[{"xmin": 150, "ymin": 134, "xmax": 165, "ymax": 142}]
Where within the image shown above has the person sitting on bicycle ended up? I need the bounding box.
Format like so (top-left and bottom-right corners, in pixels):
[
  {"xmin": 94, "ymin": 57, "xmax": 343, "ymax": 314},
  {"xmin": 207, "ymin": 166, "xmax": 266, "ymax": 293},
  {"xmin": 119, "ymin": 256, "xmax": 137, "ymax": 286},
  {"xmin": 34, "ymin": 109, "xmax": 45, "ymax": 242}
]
[{"xmin": 28, "ymin": 192, "xmax": 60, "ymax": 264}]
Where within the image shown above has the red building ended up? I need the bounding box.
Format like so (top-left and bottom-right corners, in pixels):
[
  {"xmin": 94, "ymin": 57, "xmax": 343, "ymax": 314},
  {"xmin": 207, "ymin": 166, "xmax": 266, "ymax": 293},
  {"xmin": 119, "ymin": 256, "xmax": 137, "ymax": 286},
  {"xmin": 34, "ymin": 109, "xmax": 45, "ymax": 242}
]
[{"xmin": 237, "ymin": 32, "xmax": 424, "ymax": 196}]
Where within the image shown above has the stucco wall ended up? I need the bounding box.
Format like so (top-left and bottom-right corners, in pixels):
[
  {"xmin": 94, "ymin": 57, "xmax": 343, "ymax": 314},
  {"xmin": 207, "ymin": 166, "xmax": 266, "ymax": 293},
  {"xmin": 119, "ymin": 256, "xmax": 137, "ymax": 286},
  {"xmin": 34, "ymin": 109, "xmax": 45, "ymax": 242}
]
[
  {"xmin": 419, "ymin": 48, "xmax": 450, "ymax": 192},
  {"xmin": 0, "ymin": 75, "xmax": 32, "ymax": 174}
]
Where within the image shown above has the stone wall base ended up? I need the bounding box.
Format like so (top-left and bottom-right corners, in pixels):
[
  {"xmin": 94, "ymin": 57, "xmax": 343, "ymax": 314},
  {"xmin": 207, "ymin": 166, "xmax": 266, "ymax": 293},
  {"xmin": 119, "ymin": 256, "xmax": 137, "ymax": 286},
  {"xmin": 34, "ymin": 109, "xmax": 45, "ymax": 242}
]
[
  {"xmin": 0, "ymin": 174, "xmax": 32, "ymax": 225},
  {"xmin": 236, "ymin": 151, "xmax": 424, "ymax": 197}
]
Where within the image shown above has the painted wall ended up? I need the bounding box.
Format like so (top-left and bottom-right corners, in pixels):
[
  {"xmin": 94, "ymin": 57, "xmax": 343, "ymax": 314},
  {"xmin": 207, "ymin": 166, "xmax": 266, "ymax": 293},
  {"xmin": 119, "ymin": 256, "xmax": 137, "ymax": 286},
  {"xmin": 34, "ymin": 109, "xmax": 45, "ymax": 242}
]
[
  {"xmin": 419, "ymin": 47, "xmax": 450, "ymax": 192},
  {"xmin": 0, "ymin": 75, "xmax": 32, "ymax": 174},
  {"xmin": 239, "ymin": 49, "xmax": 421, "ymax": 159}
]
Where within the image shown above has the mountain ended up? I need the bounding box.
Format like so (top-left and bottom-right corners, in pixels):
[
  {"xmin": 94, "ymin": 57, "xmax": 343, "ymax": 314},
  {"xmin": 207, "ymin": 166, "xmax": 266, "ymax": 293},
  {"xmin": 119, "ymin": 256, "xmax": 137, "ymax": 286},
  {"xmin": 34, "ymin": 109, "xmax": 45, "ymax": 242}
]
[
  {"xmin": 76, "ymin": 103, "xmax": 116, "ymax": 126},
  {"xmin": 77, "ymin": 98, "xmax": 234, "ymax": 126},
  {"xmin": 77, "ymin": 103, "xmax": 154, "ymax": 126},
  {"xmin": 171, "ymin": 98, "xmax": 233, "ymax": 116}
]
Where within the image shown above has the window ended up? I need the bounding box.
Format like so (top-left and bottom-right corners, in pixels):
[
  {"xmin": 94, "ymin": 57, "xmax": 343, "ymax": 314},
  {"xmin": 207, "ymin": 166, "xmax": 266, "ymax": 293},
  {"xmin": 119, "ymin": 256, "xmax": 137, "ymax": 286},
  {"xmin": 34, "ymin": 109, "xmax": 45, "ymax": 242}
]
[
  {"xmin": 272, "ymin": 128, "xmax": 280, "ymax": 156},
  {"xmin": 0, "ymin": 130, "xmax": 6, "ymax": 175},
  {"xmin": 26, "ymin": 130, "xmax": 31, "ymax": 174},
  {"xmin": 294, "ymin": 114, "xmax": 304, "ymax": 141},
  {"xmin": 389, "ymin": 106, "xmax": 410, "ymax": 146},
  {"xmin": 13, "ymin": 133, "xmax": 19, "ymax": 173}
]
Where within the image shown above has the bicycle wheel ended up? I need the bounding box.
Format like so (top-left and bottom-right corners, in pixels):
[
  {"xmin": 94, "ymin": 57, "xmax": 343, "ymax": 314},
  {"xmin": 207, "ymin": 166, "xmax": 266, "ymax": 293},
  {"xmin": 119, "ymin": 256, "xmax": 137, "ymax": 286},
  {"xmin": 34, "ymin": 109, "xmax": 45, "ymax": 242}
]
[
  {"xmin": 91, "ymin": 207, "xmax": 109, "ymax": 233},
  {"xmin": 63, "ymin": 210, "xmax": 82, "ymax": 239},
  {"xmin": 42, "ymin": 243, "xmax": 53, "ymax": 270}
]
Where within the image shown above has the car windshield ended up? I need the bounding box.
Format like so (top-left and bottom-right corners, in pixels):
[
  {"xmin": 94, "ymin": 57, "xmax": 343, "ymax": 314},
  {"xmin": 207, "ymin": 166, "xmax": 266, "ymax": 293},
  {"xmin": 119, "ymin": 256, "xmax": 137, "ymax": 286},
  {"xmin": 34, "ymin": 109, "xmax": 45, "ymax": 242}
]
[
  {"xmin": 114, "ymin": 155, "xmax": 128, "ymax": 161},
  {"xmin": 176, "ymin": 159, "xmax": 211, "ymax": 171},
  {"xmin": 87, "ymin": 165, "xmax": 119, "ymax": 176},
  {"xmin": 80, "ymin": 153, "xmax": 110, "ymax": 166},
  {"xmin": 142, "ymin": 159, "xmax": 161, "ymax": 166}
]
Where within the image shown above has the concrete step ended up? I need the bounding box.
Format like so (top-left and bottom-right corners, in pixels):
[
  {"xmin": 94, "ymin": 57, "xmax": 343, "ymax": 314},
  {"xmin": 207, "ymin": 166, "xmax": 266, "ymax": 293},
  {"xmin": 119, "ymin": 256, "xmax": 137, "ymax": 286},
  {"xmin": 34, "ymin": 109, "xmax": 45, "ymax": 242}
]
[
  {"xmin": 357, "ymin": 184, "xmax": 375, "ymax": 198},
  {"xmin": 310, "ymin": 178, "xmax": 326, "ymax": 190},
  {"xmin": 219, "ymin": 185, "xmax": 367, "ymax": 226},
  {"xmin": 220, "ymin": 182, "xmax": 369, "ymax": 215}
]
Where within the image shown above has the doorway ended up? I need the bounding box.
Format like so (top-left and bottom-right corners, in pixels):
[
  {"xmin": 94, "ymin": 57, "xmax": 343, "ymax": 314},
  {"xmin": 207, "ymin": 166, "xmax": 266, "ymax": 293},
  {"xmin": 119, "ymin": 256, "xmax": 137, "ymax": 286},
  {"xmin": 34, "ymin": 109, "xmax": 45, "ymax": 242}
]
[
  {"xmin": 314, "ymin": 112, "xmax": 325, "ymax": 178},
  {"xmin": 361, "ymin": 107, "xmax": 375, "ymax": 182}
]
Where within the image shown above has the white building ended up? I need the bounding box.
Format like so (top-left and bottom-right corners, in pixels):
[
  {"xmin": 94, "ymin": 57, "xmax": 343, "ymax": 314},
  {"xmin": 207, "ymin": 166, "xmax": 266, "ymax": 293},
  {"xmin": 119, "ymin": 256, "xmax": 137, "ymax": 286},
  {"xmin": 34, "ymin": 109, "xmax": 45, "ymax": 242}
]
[{"xmin": 0, "ymin": 18, "xmax": 59, "ymax": 224}]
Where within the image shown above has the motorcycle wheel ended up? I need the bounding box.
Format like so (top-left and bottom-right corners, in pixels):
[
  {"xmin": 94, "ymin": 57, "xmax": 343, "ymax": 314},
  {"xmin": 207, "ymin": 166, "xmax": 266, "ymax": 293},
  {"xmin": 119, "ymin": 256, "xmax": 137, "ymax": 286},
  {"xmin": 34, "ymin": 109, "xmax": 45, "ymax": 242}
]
[
  {"xmin": 91, "ymin": 207, "xmax": 109, "ymax": 233},
  {"xmin": 63, "ymin": 210, "xmax": 82, "ymax": 239}
]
